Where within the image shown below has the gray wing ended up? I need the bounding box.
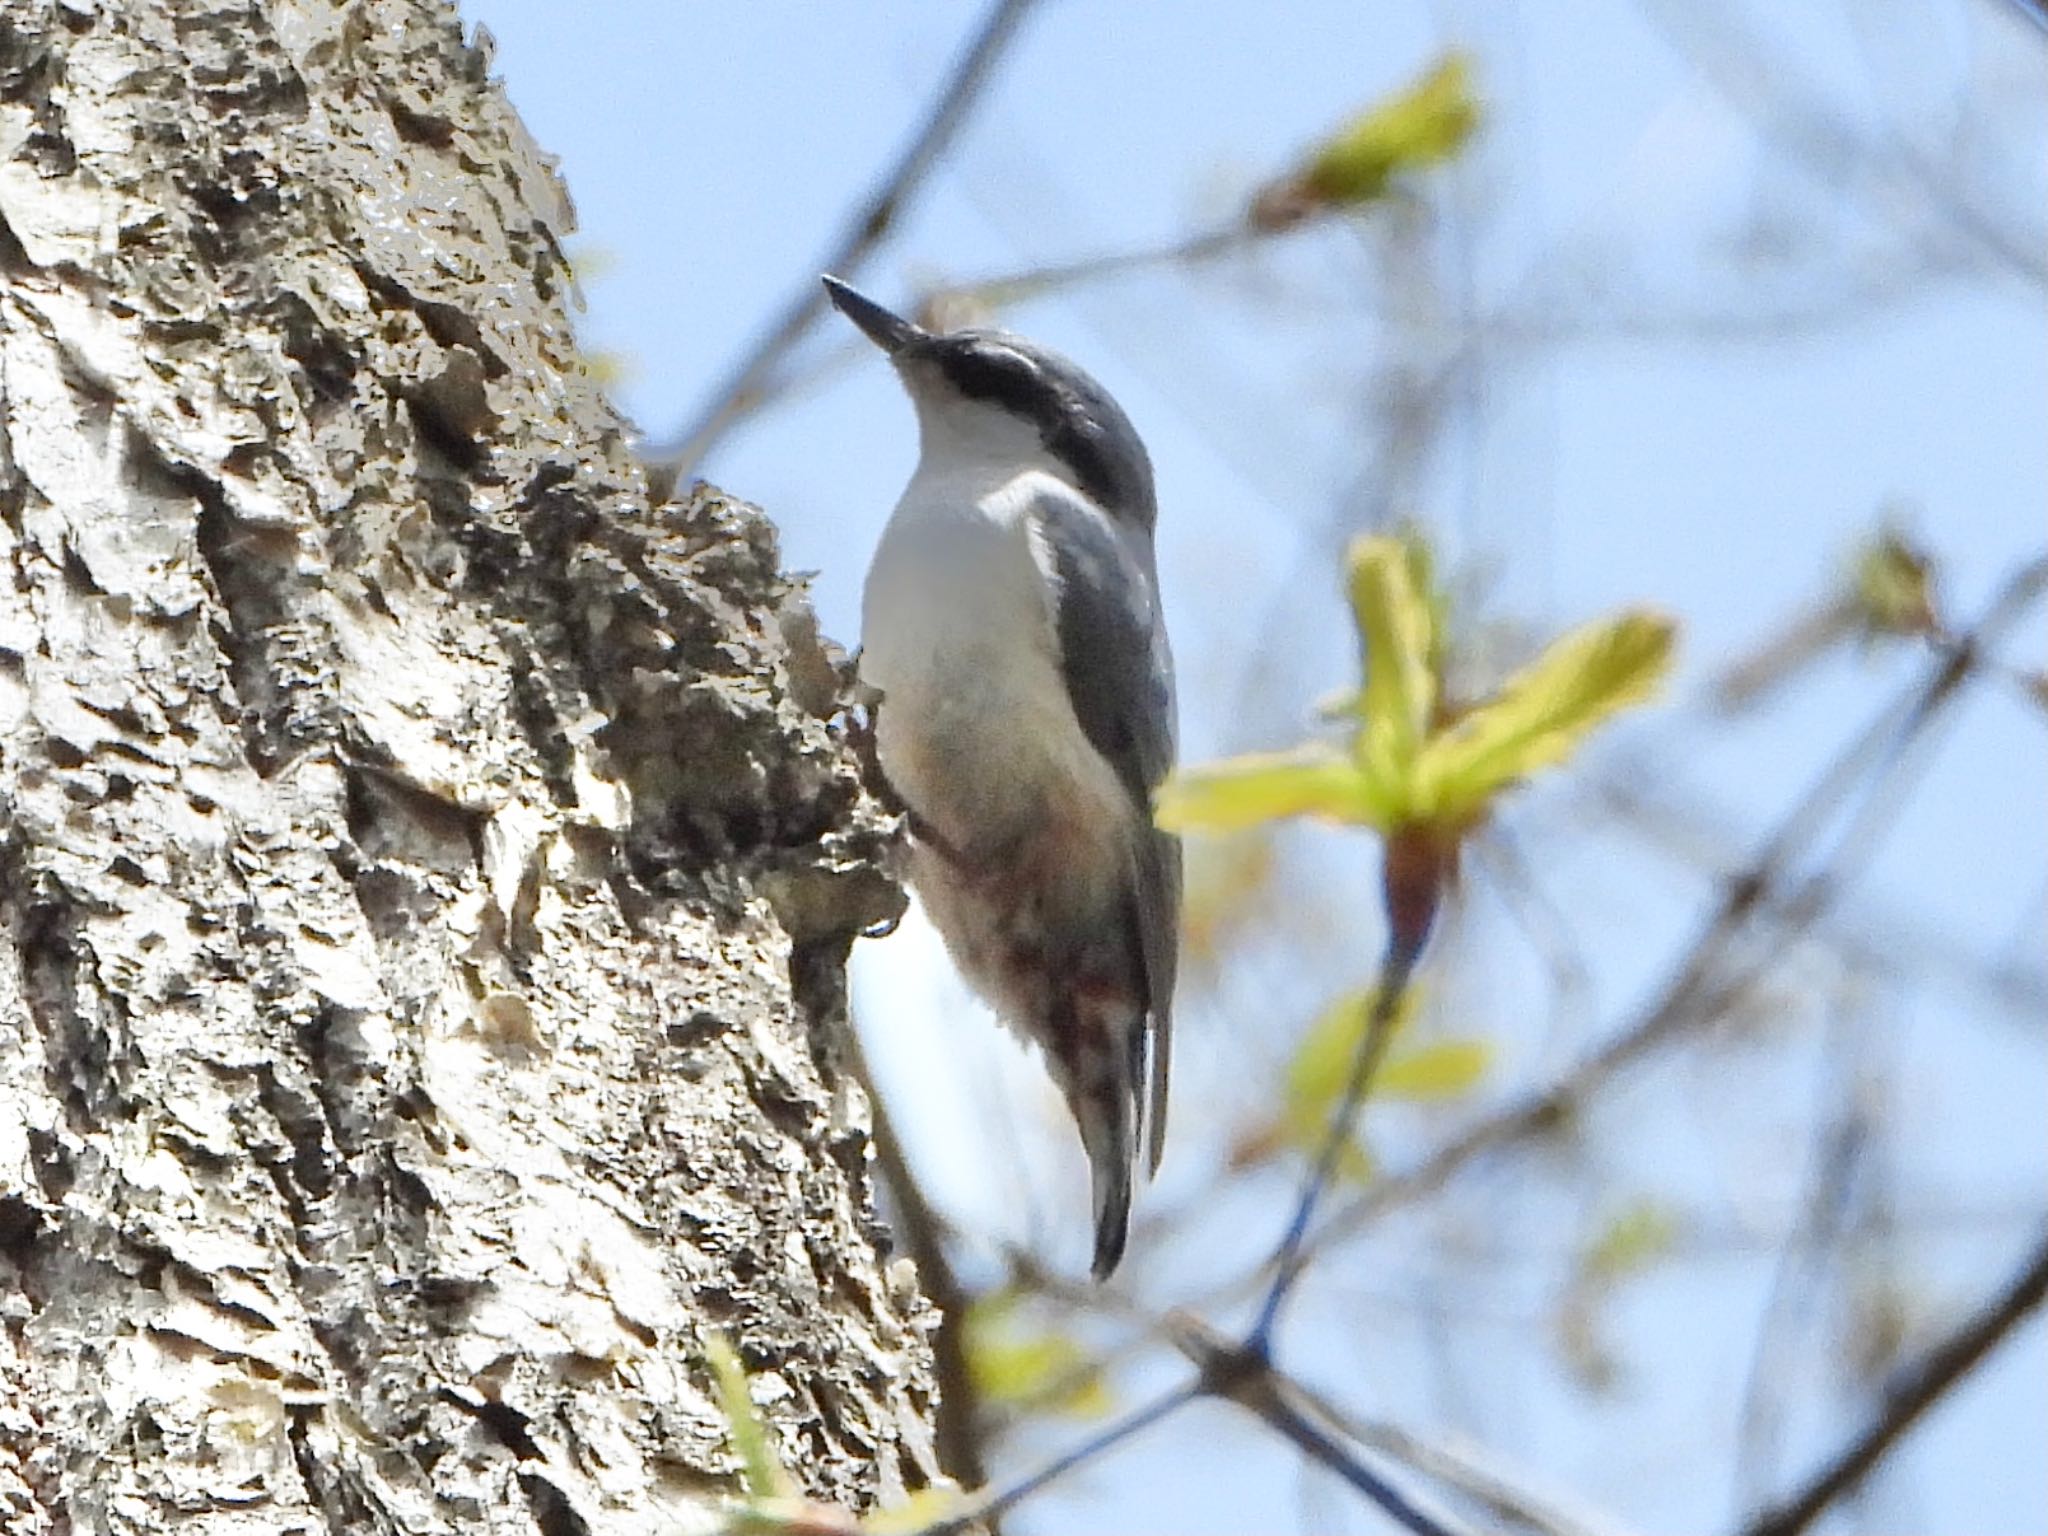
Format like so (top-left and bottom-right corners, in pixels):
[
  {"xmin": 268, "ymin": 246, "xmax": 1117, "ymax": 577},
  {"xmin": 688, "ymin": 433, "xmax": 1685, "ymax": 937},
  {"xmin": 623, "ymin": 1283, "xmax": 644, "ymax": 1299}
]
[{"xmin": 1030, "ymin": 488, "xmax": 1182, "ymax": 1172}]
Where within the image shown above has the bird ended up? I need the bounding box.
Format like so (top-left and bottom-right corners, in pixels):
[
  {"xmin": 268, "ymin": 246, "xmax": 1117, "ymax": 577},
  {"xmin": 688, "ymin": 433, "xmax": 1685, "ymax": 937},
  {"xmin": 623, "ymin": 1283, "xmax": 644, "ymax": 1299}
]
[{"xmin": 823, "ymin": 275, "xmax": 1181, "ymax": 1278}]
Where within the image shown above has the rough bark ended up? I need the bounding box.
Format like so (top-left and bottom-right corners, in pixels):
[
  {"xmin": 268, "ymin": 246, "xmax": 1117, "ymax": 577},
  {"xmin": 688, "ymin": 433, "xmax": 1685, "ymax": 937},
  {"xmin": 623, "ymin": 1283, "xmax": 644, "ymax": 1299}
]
[{"xmin": 0, "ymin": 2, "xmax": 935, "ymax": 1532}]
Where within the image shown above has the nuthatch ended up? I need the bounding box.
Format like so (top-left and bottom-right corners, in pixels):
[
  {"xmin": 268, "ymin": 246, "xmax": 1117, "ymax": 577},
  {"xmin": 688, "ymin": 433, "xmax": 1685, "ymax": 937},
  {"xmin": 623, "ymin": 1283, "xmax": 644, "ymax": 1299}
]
[{"xmin": 824, "ymin": 276, "xmax": 1181, "ymax": 1278}]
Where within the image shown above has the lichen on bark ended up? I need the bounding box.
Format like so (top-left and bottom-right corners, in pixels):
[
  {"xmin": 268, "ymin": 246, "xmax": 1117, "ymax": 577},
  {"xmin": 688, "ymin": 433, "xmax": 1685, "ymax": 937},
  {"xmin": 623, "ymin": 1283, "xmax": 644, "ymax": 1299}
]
[{"xmin": 0, "ymin": 2, "xmax": 933, "ymax": 1532}]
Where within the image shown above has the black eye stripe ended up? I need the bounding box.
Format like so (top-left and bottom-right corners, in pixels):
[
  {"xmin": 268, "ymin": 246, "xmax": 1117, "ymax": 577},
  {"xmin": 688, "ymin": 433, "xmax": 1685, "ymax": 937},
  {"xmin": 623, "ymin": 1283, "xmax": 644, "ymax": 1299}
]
[
  {"xmin": 935, "ymin": 345, "xmax": 1042, "ymax": 415},
  {"xmin": 927, "ymin": 332, "xmax": 1158, "ymax": 528}
]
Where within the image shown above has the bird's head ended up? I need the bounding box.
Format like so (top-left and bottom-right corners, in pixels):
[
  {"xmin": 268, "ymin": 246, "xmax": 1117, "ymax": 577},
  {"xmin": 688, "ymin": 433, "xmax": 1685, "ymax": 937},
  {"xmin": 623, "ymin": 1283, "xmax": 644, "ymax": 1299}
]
[{"xmin": 823, "ymin": 275, "xmax": 1157, "ymax": 530}]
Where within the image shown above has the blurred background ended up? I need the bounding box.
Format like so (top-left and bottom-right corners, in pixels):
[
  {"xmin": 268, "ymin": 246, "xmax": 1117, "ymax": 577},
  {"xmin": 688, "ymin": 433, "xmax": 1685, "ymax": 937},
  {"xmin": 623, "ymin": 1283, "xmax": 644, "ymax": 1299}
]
[{"xmin": 460, "ymin": 3, "xmax": 2045, "ymax": 1531}]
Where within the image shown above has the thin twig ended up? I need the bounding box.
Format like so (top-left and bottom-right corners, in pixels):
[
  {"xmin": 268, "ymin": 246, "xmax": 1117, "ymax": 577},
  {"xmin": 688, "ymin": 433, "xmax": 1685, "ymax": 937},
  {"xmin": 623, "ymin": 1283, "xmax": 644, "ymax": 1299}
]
[
  {"xmin": 1734, "ymin": 1227, "xmax": 2048, "ymax": 1536},
  {"xmin": 649, "ymin": 0, "xmax": 1042, "ymax": 472},
  {"xmin": 929, "ymin": 224, "xmax": 1259, "ymax": 312},
  {"xmin": 1174, "ymin": 1310, "xmax": 1632, "ymax": 1536},
  {"xmin": 2004, "ymin": 0, "xmax": 2048, "ymax": 37},
  {"xmin": 1581, "ymin": 768, "xmax": 2048, "ymax": 1027},
  {"xmin": 1637, "ymin": 0, "xmax": 2048, "ymax": 286},
  {"xmin": 922, "ymin": 1382, "xmax": 1200, "ymax": 1536},
  {"xmin": 1732, "ymin": 1019, "xmax": 1870, "ymax": 1509},
  {"xmin": 1327, "ymin": 1408, "xmax": 1631, "ymax": 1536},
  {"xmin": 1253, "ymin": 931, "xmax": 1426, "ymax": 1346},
  {"xmin": 1173, "ymin": 1312, "xmax": 1465, "ymax": 1536}
]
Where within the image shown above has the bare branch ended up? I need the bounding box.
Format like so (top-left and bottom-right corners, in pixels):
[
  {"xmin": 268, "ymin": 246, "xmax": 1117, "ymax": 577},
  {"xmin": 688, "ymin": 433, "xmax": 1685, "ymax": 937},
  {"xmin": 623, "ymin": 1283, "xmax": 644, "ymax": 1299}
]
[
  {"xmin": 1171, "ymin": 1313, "xmax": 1467, "ymax": 1536},
  {"xmin": 1735, "ymin": 1227, "xmax": 2048, "ymax": 1536},
  {"xmin": 1172, "ymin": 1311, "xmax": 1631, "ymax": 1536},
  {"xmin": 1637, "ymin": 0, "xmax": 2048, "ymax": 284},
  {"xmin": 924, "ymin": 1383, "xmax": 1200, "ymax": 1536},
  {"xmin": 928, "ymin": 224, "xmax": 1260, "ymax": 313},
  {"xmin": 1335, "ymin": 1412, "xmax": 1638, "ymax": 1536},
  {"xmin": 2004, "ymin": 0, "xmax": 2048, "ymax": 36},
  {"xmin": 1733, "ymin": 1061, "xmax": 1872, "ymax": 1508},
  {"xmin": 648, "ymin": 0, "xmax": 1043, "ymax": 473}
]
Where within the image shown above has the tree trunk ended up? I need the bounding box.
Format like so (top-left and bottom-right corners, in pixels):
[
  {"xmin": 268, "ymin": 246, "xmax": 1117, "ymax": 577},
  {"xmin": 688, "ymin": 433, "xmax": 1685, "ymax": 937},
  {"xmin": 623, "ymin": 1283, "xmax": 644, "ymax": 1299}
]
[{"xmin": 0, "ymin": 2, "xmax": 936, "ymax": 1531}]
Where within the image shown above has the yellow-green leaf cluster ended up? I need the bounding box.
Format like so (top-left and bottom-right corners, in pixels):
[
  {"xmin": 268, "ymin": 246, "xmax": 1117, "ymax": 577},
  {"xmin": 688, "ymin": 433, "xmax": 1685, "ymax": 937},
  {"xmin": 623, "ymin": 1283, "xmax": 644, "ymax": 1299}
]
[
  {"xmin": 1250, "ymin": 54, "xmax": 1480, "ymax": 229},
  {"xmin": 1159, "ymin": 532, "xmax": 1675, "ymax": 843},
  {"xmin": 1302, "ymin": 54, "xmax": 1480, "ymax": 207},
  {"xmin": 965, "ymin": 1290, "xmax": 1113, "ymax": 1420}
]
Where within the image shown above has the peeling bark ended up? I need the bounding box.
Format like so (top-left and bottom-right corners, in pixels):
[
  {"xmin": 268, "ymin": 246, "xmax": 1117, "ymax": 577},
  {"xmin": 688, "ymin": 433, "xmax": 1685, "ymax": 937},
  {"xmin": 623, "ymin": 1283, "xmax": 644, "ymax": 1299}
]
[{"xmin": 0, "ymin": 2, "xmax": 934, "ymax": 1532}]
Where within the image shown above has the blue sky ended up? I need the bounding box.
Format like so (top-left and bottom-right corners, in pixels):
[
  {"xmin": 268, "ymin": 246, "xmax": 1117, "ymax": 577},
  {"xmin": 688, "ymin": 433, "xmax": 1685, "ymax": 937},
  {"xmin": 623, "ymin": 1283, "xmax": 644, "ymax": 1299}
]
[{"xmin": 461, "ymin": 3, "xmax": 2045, "ymax": 1531}]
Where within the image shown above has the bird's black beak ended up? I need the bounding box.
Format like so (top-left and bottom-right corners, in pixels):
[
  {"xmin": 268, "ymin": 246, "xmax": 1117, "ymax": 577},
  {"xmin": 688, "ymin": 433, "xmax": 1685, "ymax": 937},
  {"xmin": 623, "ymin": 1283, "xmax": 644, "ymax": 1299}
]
[{"xmin": 822, "ymin": 275, "xmax": 922, "ymax": 355}]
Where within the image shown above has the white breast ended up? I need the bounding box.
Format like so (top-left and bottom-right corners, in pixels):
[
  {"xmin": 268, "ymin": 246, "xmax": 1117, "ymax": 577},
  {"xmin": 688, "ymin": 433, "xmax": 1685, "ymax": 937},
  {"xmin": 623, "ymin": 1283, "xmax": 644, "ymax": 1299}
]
[{"xmin": 860, "ymin": 468, "xmax": 1127, "ymax": 864}]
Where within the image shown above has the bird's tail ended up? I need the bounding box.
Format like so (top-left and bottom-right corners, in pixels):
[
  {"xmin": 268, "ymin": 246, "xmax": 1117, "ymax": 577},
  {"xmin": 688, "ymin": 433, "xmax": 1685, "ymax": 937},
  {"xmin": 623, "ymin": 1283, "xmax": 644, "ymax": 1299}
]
[
  {"xmin": 1081, "ymin": 1090, "xmax": 1135, "ymax": 1280},
  {"xmin": 1063, "ymin": 998, "xmax": 1144, "ymax": 1280}
]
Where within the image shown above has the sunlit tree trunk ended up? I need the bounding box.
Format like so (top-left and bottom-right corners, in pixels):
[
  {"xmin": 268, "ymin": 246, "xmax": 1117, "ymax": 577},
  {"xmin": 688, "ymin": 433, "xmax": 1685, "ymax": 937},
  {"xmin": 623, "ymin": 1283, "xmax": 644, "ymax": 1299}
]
[{"xmin": 0, "ymin": 2, "xmax": 934, "ymax": 1530}]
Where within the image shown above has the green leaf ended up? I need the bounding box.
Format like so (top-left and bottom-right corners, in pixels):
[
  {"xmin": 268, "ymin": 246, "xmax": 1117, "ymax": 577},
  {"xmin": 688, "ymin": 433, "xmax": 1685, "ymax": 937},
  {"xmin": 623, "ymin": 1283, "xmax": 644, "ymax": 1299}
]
[
  {"xmin": 1581, "ymin": 1198, "xmax": 1680, "ymax": 1283},
  {"xmin": 1279, "ymin": 986, "xmax": 1475, "ymax": 1174},
  {"xmin": 1284, "ymin": 986, "xmax": 1421, "ymax": 1116},
  {"xmin": 1283, "ymin": 989, "xmax": 1485, "ymax": 1160},
  {"xmin": 705, "ymin": 1333, "xmax": 794, "ymax": 1503},
  {"xmin": 1376, "ymin": 1039, "xmax": 1492, "ymax": 1099},
  {"xmin": 964, "ymin": 1291, "xmax": 1111, "ymax": 1420},
  {"xmin": 1418, "ymin": 609, "xmax": 1674, "ymax": 824},
  {"xmin": 1849, "ymin": 528, "xmax": 1937, "ymax": 637},
  {"xmin": 1346, "ymin": 533, "xmax": 1441, "ymax": 817},
  {"xmin": 1156, "ymin": 746, "xmax": 1375, "ymax": 833},
  {"xmin": 1300, "ymin": 54, "xmax": 1481, "ymax": 207},
  {"xmin": 1269, "ymin": 987, "xmax": 1417, "ymax": 1187}
]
